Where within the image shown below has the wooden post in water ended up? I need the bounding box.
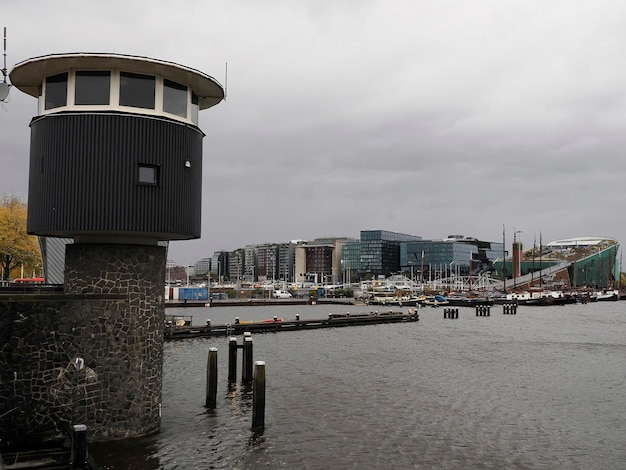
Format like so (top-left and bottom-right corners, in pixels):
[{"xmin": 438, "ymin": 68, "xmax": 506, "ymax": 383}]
[
  {"xmin": 206, "ymin": 347, "xmax": 218, "ymax": 408},
  {"xmin": 252, "ymin": 361, "xmax": 266, "ymax": 430},
  {"xmin": 228, "ymin": 337, "xmax": 238, "ymax": 383},
  {"xmin": 242, "ymin": 336, "xmax": 254, "ymax": 383},
  {"xmin": 71, "ymin": 424, "xmax": 87, "ymax": 469}
]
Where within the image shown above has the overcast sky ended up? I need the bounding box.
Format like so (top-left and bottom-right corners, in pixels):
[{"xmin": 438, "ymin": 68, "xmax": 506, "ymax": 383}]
[{"xmin": 2, "ymin": 1, "xmax": 626, "ymax": 266}]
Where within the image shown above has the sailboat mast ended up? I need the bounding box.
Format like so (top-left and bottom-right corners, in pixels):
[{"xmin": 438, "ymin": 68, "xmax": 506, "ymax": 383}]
[
  {"xmin": 530, "ymin": 235, "xmax": 537, "ymax": 287},
  {"xmin": 502, "ymin": 224, "xmax": 506, "ymax": 291},
  {"xmin": 539, "ymin": 232, "xmax": 542, "ymax": 288}
]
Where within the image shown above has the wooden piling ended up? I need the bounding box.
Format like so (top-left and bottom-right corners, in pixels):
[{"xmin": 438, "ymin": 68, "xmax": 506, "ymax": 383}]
[
  {"xmin": 228, "ymin": 337, "xmax": 238, "ymax": 383},
  {"xmin": 503, "ymin": 303, "xmax": 517, "ymax": 314},
  {"xmin": 476, "ymin": 305, "xmax": 491, "ymax": 317},
  {"xmin": 242, "ymin": 336, "xmax": 254, "ymax": 383},
  {"xmin": 206, "ymin": 347, "xmax": 218, "ymax": 408},
  {"xmin": 444, "ymin": 308, "xmax": 459, "ymax": 319},
  {"xmin": 71, "ymin": 424, "xmax": 87, "ymax": 469},
  {"xmin": 252, "ymin": 361, "xmax": 266, "ymax": 430}
]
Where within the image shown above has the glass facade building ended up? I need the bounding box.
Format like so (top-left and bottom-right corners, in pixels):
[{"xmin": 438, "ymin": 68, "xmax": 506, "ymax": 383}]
[
  {"xmin": 210, "ymin": 251, "xmax": 229, "ymax": 282},
  {"xmin": 359, "ymin": 230, "xmax": 421, "ymax": 277},
  {"xmin": 341, "ymin": 240, "xmax": 361, "ymax": 283},
  {"xmin": 401, "ymin": 241, "xmax": 476, "ymax": 280},
  {"xmin": 401, "ymin": 238, "xmax": 504, "ymax": 280},
  {"xmin": 194, "ymin": 258, "xmax": 211, "ymax": 276}
]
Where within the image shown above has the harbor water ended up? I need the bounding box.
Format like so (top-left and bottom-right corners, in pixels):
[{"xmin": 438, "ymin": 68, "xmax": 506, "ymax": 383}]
[{"xmin": 92, "ymin": 302, "xmax": 626, "ymax": 469}]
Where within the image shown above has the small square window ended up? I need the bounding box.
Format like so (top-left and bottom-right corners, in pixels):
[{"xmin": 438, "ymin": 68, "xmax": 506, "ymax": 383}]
[{"xmin": 138, "ymin": 165, "xmax": 159, "ymax": 185}]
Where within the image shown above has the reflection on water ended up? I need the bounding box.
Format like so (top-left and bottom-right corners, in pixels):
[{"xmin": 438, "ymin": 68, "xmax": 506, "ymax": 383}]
[{"xmin": 91, "ymin": 303, "xmax": 626, "ymax": 469}]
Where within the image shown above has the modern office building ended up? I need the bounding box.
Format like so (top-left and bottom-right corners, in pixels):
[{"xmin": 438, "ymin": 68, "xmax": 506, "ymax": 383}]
[
  {"xmin": 225, "ymin": 241, "xmax": 296, "ymax": 285},
  {"xmin": 210, "ymin": 250, "xmax": 229, "ymax": 282},
  {"xmin": 244, "ymin": 245, "xmax": 257, "ymax": 282},
  {"xmin": 359, "ymin": 230, "xmax": 422, "ymax": 277},
  {"xmin": 340, "ymin": 239, "xmax": 361, "ymax": 284},
  {"xmin": 400, "ymin": 235, "xmax": 504, "ymax": 282},
  {"xmin": 228, "ymin": 248, "xmax": 245, "ymax": 283},
  {"xmin": 295, "ymin": 237, "xmax": 352, "ymax": 285},
  {"xmin": 194, "ymin": 257, "xmax": 211, "ymax": 276},
  {"xmin": 257, "ymin": 243, "xmax": 279, "ymax": 281},
  {"xmin": 277, "ymin": 242, "xmax": 296, "ymax": 283}
]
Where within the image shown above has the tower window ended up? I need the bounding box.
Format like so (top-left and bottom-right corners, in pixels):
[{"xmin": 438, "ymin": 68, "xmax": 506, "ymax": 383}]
[
  {"xmin": 138, "ymin": 164, "xmax": 159, "ymax": 185},
  {"xmin": 75, "ymin": 71, "xmax": 111, "ymax": 105},
  {"xmin": 191, "ymin": 92, "xmax": 199, "ymax": 124},
  {"xmin": 120, "ymin": 72, "xmax": 155, "ymax": 109},
  {"xmin": 45, "ymin": 73, "xmax": 68, "ymax": 110},
  {"xmin": 163, "ymin": 79, "xmax": 187, "ymax": 118}
]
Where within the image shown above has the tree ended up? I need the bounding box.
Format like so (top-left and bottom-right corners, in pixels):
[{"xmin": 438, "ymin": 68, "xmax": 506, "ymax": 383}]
[{"xmin": 0, "ymin": 195, "xmax": 41, "ymax": 280}]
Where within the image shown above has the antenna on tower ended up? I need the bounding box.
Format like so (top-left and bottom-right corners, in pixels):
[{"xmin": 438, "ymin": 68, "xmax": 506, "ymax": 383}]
[{"xmin": 0, "ymin": 27, "xmax": 11, "ymax": 102}]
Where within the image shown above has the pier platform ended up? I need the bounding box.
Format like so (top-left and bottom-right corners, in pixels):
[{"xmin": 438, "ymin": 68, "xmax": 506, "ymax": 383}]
[{"xmin": 164, "ymin": 310, "xmax": 419, "ymax": 339}]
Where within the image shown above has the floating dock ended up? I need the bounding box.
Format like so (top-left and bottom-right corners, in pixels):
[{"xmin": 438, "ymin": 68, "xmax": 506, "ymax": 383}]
[{"xmin": 164, "ymin": 310, "xmax": 419, "ymax": 339}]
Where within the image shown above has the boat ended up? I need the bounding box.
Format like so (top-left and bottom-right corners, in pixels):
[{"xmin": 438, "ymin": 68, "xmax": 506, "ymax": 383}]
[
  {"xmin": 595, "ymin": 290, "xmax": 619, "ymax": 301},
  {"xmin": 237, "ymin": 317, "xmax": 284, "ymax": 325},
  {"xmin": 165, "ymin": 315, "xmax": 193, "ymax": 327},
  {"xmin": 366, "ymin": 292, "xmax": 422, "ymax": 306},
  {"xmin": 422, "ymin": 294, "xmax": 449, "ymax": 307},
  {"xmin": 506, "ymin": 289, "xmax": 578, "ymax": 306},
  {"xmin": 446, "ymin": 293, "xmax": 493, "ymax": 307}
]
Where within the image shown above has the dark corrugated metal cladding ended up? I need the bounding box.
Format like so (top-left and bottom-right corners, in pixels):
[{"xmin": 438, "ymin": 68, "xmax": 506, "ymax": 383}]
[{"xmin": 27, "ymin": 112, "xmax": 205, "ymax": 240}]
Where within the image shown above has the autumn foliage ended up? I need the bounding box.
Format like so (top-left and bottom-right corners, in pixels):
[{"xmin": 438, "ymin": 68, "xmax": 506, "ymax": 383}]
[{"xmin": 0, "ymin": 195, "xmax": 41, "ymax": 280}]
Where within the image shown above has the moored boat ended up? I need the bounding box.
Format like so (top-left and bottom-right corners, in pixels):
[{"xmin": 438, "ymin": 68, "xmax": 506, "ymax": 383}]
[
  {"xmin": 238, "ymin": 317, "xmax": 284, "ymax": 324},
  {"xmin": 595, "ymin": 289, "xmax": 619, "ymax": 301},
  {"xmin": 422, "ymin": 294, "xmax": 449, "ymax": 307},
  {"xmin": 446, "ymin": 293, "xmax": 493, "ymax": 307},
  {"xmin": 500, "ymin": 289, "xmax": 578, "ymax": 306}
]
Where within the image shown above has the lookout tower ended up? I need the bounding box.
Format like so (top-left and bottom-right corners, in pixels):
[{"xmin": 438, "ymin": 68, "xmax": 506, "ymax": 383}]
[
  {"xmin": 10, "ymin": 53, "xmax": 224, "ymax": 242},
  {"xmin": 7, "ymin": 53, "xmax": 224, "ymax": 440}
]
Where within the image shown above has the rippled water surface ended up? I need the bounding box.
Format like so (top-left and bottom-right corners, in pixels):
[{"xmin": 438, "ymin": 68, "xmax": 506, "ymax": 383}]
[{"xmin": 92, "ymin": 302, "xmax": 626, "ymax": 469}]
